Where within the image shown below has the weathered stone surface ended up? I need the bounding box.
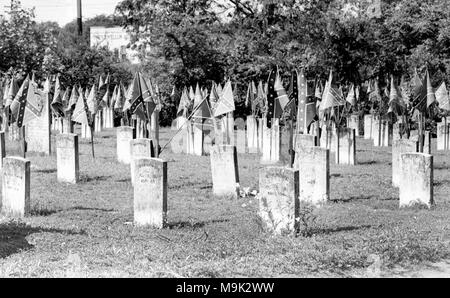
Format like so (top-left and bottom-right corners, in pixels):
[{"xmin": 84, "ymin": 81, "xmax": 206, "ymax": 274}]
[
  {"xmin": 116, "ymin": 126, "xmax": 135, "ymax": 164},
  {"xmin": 193, "ymin": 125, "xmax": 204, "ymax": 156},
  {"xmin": 399, "ymin": 153, "xmax": 433, "ymax": 208},
  {"xmin": 81, "ymin": 123, "xmax": 91, "ymax": 139},
  {"xmin": 56, "ymin": 133, "xmax": 79, "ymax": 184},
  {"xmin": 381, "ymin": 121, "xmax": 392, "ymax": 147},
  {"xmin": 261, "ymin": 125, "xmax": 272, "ymax": 163},
  {"xmin": 296, "ymin": 146, "xmax": 330, "ymax": 206},
  {"xmin": 392, "ymin": 139, "xmax": 418, "ymax": 187},
  {"xmin": 436, "ymin": 120, "xmax": 448, "ymax": 151},
  {"xmin": 130, "ymin": 138, "xmax": 155, "ymax": 185},
  {"xmin": 133, "ymin": 158, "xmax": 167, "ymax": 228},
  {"xmin": 258, "ymin": 118, "xmax": 264, "ymax": 153},
  {"xmin": 293, "ymin": 134, "xmax": 317, "ymax": 169},
  {"xmin": 210, "ymin": 145, "xmax": 239, "ymax": 198},
  {"xmin": 372, "ymin": 117, "xmax": 382, "ymax": 146},
  {"xmin": 1, "ymin": 157, "xmax": 31, "ymax": 218},
  {"xmin": 336, "ymin": 128, "xmax": 356, "ymax": 165},
  {"xmin": 258, "ymin": 167, "xmax": 299, "ymax": 235},
  {"xmin": 364, "ymin": 114, "xmax": 373, "ymax": 140},
  {"xmin": 236, "ymin": 129, "xmax": 247, "ymax": 154},
  {"xmin": 25, "ymin": 92, "xmax": 51, "ymax": 155},
  {"xmin": 270, "ymin": 120, "xmax": 281, "ymax": 162}
]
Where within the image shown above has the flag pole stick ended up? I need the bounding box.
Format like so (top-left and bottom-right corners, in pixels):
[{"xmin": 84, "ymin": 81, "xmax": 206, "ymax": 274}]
[
  {"xmin": 289, "ymin": 108, "xmax": 294, "ymax": 168},
  {"xmin": 20, "ymin": 126, "xmax": 26, "ymax": 158}
]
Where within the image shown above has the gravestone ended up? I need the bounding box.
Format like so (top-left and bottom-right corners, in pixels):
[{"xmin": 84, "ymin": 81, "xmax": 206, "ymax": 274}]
[
  {"xmin": 258, "ymin": 167, "xmax": 299, "ymax": 235},
  {"xmin": 210, "ymin": 145, "xmax": 239, "ymax": 198},
  {"xmin": 81, "ymin": 123, "xmax": 91, "ymax": 139},
  {"xmin": 25, "ymin": 92, "xmax": 51, "ymax": 155},
  {"xmin": 94, "ymin": 112, "xmax": 103, "ymax": 133},
  {"xmin": 130, "ymin": 138, "xmax": 155, "ymax": 185},
  {"xmin": 296, "ymin": 146, "xmax": 330, "ymax": 206},
  {"xmin": 393, "ymin": 123, "xmax": 401, "ymax": 141},
  {"xmin": 293, "ymin": 134, "xmax": 317, "ymax": 168},
  {"xmin": 56, "ymin": 134, "xmax": 79, "ymax": 184},
  {"xmin": 0, "ymin": 132, "xmax": 5, "ymax": 170},
  {"xmin": 436, "ymin": 120, "xmax": 448, "ymax": 151},
  {"xmin": 364, "ymin": 114, "xmax": 373, "ymax": 140},
  {"xmin": 381, "ymin": 121, "xmax": 392, "ymax": 147},
  {"xmin": 235, "ymin": 118, "xmax": 247, "ymax": 154},
  {"xmin": 247, "ymin": 116, "xmax": 258, "ymax": 153},
  {"xmin": 270, "ymin": 119, "xmax": 281, "ymax": 163},
  {"xmin": 336, "ymin": 128, "xmax": 356, "ymax": 165},
  {"xmin": 261, "ymin": 125, "xmax": 272, "ymax": 163},
  {"xmin": 372, "ymin": 117, "xmax": 381, "ymax": 146},
  {"xmin": 1, "ymin": 157, "xmax": 31, "ymax": 218},
  {"xmin": 348, "ymin": 114, "xmax": 360, "ymax": 137},
  {"xmin": 392, "ymin": 139, "xmax": 418, "ymax": 187},
  {"xmin": 399, "ymin": 153, "xmax": 433, "ymax": 208},
  {"xmin": 258, "ymin": 118, "xmax": 264, "ymax": 153},
  {"xmin": 133, "ymin": 158, "xmax": 167, "ymax": 228},
  {"xmin": 183, "ymin": 122, "xmax": 194, "ymax": 154},
  {"xmin": 192, "ymin": 124, "xmax": 204, "ymax": 156},
  {"xmin": 116, "ymin": 126, "xmax": 135, "ymax": 164}
]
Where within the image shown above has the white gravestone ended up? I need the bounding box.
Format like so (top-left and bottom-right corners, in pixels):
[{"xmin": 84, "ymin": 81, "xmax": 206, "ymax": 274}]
[
  {"xmin": 210, "ymin": 145, "xmax": 240, "ymax": 198},
  {"xmin": 258, "ymin": 167, "xmax": 299, "ymax": 235},
  {"xmin": 1, "ymin": 157, "xmax": 31, "ymax": 218},
  {"xmin": 296, "ymin": 146, "xmax": 330, "ymax": 206},
  {"xmin": 399, "ymin": 153, "xmax": 433, "ymax": 208},
  {"xmin": 392, "ymin": 139, "xmax": 418, "ymax": 187},
  {"xmin": 116, "ymin": 126, "xmax": 135, "ymax": 164},
  {"xmin": 130, "ymin": 138, "xmax": 155, "ymax": 185},
  {"xmin": 133, "ymin": 158, "xmax": 168, "ymax": 228},
  {"xmin": 56, "ymin": 133, "xmax": 79, "ymax": 184}
]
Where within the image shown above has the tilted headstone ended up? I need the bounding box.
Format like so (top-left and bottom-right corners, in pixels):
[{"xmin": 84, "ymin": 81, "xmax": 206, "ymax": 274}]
[
  {"xmin": 364, "ymin": 114, "xmax": 373, "ymax": 140},
  {"xmin": 133, "ymin": 158, "xmax": 168, "ymax": 228},
  {"xmin": 210, "ymin": 145, "xmax": 240, "ymax": 198},
  {"xmin": 399, "ymin": 153, "xmax": 433, "ymax": 208},
  {"xmin": 130, "ymin": 138, "xmax": 155, "ymax": 185},
  {"xmin": 56, "ymin": 133, "xmax": 79, "ymax": 184},
  {"xmin": 296, "ymin": 146, "xmax": 330, "ymax": 206},
  {"xmin": 392, "ymin": 139, "xmax": 418, "ymax": 187},
  {"xmin": 258, "ymin": 167, "xmax": 299, "ymax": 235},
  {"xmin": 247, "ymin": 116, "xmax": 258, "ymax": 153},
  {"xmin": 25, "ymin": 92, "xmax": 51, "ymax": 155},
  {"xmin": 0, "ymin": 132, "xmax": 5, "ymax": 170},
  {"xmin": 116, "ymin": 126, "xmax": 135, "ymax": 164},
  {"xmin": 336, "ymin": 128, "xmax": 356, "ymax": 165},
  {"xmin": 1, "ymin": 157, "xmax": 31, "ymax": 218}
]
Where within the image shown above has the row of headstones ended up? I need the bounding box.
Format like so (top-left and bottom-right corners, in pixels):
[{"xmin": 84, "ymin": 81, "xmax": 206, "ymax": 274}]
[
  {"xmin": 0, "ymin": 126, "xmax": 432, "ymax": 231},
  {"xmin": 363, "ymin": 114, "xmax": 431, "ymax": 153}
]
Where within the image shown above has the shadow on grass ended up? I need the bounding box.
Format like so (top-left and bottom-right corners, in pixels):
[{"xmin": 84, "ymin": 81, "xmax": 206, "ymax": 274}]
[
  {"xmin": 79, "ymin": 175, "xmax": 111, "ymax": 183},
  {"xmin": 358, "ymin": 160, "xmax": 378, "ymax": 165},
  {"xmin": 30, "ymin": 206, "xmax": 116, "ymax": 217},
  {"xmin": 433, "ymin": 180, "xmax": 450, "ymax": 187},
  {"xmin": 66, "ymin": 206, "xmax": 116, "ymax": 212},
  {"xmin": 331, "ymin": 174, "xmax": 342, "ymax": 178},
  {"xmin": 331, "ymin": 196, "xmax": 398, "ymax": 203},
  {"xmin": 115, "ymin": 178, "xmax": 131, "ymax": 183},
  {"xmin": 310, "ymin": 225, "xmax": 373, "ymax": 236},
  {"xmin": 0, "ymin": 221, "xmax": 86, "ymax": 259},
  {"xmin": 168, "ymin": 218, "xmax": 230, "ymax": 230},
  {"xmin": 434, "ymin": 164, "xmax": 450, "ymax": 170},
  {"xmin": 33, "ymin": 168, "xmax": 57, "ymax": 174}
]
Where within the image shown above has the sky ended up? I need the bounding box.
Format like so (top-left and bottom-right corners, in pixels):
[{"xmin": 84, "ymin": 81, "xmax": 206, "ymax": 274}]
[{"xmin": 0, "ymin": 0, "xmax": 122, "ymax": 26}]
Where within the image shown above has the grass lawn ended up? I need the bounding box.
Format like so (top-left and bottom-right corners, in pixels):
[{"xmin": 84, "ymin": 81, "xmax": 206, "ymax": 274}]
[{"xmin": 0, "ymin": 126, "xmax": 449, "ymax": 277}]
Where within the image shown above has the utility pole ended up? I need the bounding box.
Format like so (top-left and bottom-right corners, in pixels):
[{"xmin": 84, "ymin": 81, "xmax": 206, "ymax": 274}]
[{"xmin": 77, "ymin": 0, "xmax": 82, "ymax": 36}]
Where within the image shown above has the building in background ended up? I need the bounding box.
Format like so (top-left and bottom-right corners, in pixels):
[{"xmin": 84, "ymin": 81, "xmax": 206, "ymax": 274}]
[{"xmin": 90, "ymin": 26, "xmax": 140, "ymax": 64}]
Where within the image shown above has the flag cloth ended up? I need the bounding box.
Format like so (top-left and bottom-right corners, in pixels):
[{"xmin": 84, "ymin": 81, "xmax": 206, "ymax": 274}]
[
  {"xmin": 426, "ymin": 69, "xmax": 436, "ymax": 108},
  {"xmin": 192, "ymin": 94, "xmax": 213, "ymax": 128},
  {"xmin": 123, "ymin": 73, "xmax": 143, "ymax": 113},
  {"xmin": 51, "ymin": 75, "xmax": 65, "ymax": 117},
  {"xmin": 320, "ymin": 70, "xmax": 345, "ymax": 110},
  {"xmin": 10, "ymin": 77, "xmax": 45, "ymax": 128},
  {"xmin": 213, "ymin": 80, "xmax": 235, "ymax": 117},
  {"xmin": 43, "ymin": 77, "xmax": 51, "ymax": 94},
  {"xmin": 177, "ymin": 87, "xmax": 191, "ymax": 117},
  {"xmin": 5, "ymin": 78, "xmax": 19, "ymax": 107},
  {"xmin": 388, "ymin": 76, "xmax": 405, "ymax": 115},
  {"xmin": 411, "ymin": 69, "xmax": 435, "ymax": 112},
  {"xmin": 209, "ymin": 82, "xmax": 220, "ymax": 112},
  {"xmin": 110, "ymin": 85, "xmax": 118, "ymax": 109},
  {"xmin": 435, "ymin": 82, "xmax": 450, "ymax": 111},
  {"xmin": 245, "ymin": 81, "xmax": 257, "ymax": 111},
  {"xmin": 256, "ymin": 80, "xmax": 266, "ymax": 116},
  {"xmin": 315, "ymin": 80, "xmax": 323, "ymax": 100},
  {"xmin": 86, "ymin": 84, "xmax": 98, "ymax": 115},
  {"xmin": 266, "ymin": 69, "xmax": 277, "ymax": 127},
  {"xmin": 72, "ymin": 88, "xmax": 90, "ymax": 126},
  {"xmin": 114, "ymin": 83, "xmax": 126, "ymax": 111},
  {"xmin": 286, "ymin": 70, "xmax": 298, "ymax": 114},
  {"xmin": 296, "ymin": 69, "xmax": 307, "ymax": 131},
  {"xmin": 274, "ymin": 70, "xmax": 289, "ymax": 118},
  {"xmin": 140, "ymin": 74, "xmax": 156, "ymax": 119},
  {"xmin": 189, "ymin": 86, "xmax": 195, "ymax": 102},
  {"xmin": 346, "ymin": 84, "xmax": 356, "ymax": 106},
  {"xmin": 66, "ymin": 85, "xmax": 79, "ymax": 113},
  {"xmin": 194, "ymin": 83, "xmax": 203, "ymax": 109}
]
